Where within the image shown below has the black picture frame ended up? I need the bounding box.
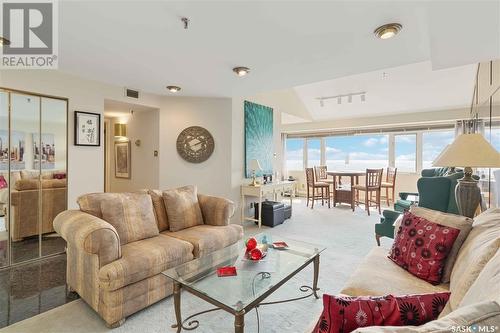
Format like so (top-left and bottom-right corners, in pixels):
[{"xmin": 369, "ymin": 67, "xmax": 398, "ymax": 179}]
[{"xmin": 74, "ymin": 111, "xmax": 101, "ymax": 146}]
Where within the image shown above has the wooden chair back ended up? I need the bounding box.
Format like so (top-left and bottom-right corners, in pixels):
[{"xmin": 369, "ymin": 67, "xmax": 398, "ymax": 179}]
[
  {"xmin": 314, "ymin": 166, "xmax": 328, "ymax": 180},
  {"xmin": 365, "ymin": 168, "xmax": 383, "ymax": 189},
  {"xmin": 306, "ymin": 168, "xmax": 315, "ymax": 186},
  {"xmin": 386, "ymin": 167, "xmax": 397, "ymax": 185}
]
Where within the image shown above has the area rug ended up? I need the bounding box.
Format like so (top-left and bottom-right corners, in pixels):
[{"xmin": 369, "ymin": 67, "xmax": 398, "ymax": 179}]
[{"xmin": 1, "ymin": 200, "xmax": 392, "ymax": 333}]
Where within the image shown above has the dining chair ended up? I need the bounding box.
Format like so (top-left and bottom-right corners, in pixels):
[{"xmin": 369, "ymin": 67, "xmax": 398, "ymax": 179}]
[
  {"xmin": 353, "ymin": 168, "xmax": 383, "ymax": 215},
  {"xmin": 381, "ymin": 167, "xmax": 397, "ymax": 206},
  {"xmin": 314, "ymin": 165, "xmax": 335, "ymax": 197},
  {"xmin": 305, "ymin": 168, "xmax": 330, "ymax": 209}
]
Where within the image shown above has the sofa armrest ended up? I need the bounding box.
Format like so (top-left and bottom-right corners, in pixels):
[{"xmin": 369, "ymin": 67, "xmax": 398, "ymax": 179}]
[
  {"xmin": 198, "ymin": 194, "xmax": 235, "ymax": 226},
  {"xmin": 53, "ymin": 210, "xmax": 121, "ymax": 267}
]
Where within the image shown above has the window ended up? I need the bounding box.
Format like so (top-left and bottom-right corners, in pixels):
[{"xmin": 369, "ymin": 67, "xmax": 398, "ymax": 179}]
[
  {"xmin": 395, "ymin": 134, "xmax": 417, "ymax": 172},
  {"xmin": 285, "ymin": 138, "xmax": 304, "ymax": 171},
  {"xmin": 307, "ymin": 138, "xmax": 321, "ymax": 168},
  {"xmin": 325, "ymin": 134, "xmax": 388, "ymax": 171},
  {"xmin": 422, "ymin": 130, "xmax": 454, "ymax": 169}
]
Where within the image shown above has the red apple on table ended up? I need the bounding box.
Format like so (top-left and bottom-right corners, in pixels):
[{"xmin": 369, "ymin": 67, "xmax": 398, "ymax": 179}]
[
  {"xmin": 250, "ymin": 248, "xmax": 263, "ymax": 261},
  {"xmin": 246, "ymin": 237, "xmax": 257, "ymax": 252}
]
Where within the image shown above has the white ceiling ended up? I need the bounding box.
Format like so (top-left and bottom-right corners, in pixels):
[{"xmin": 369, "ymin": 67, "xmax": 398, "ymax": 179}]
[
  {"xmin": 293, "ymin": 61, "xmax": 477, "ymax": 121},
  {"xmin": 57, "ymin": 1, "xmax": 500, "ymax": 98}
]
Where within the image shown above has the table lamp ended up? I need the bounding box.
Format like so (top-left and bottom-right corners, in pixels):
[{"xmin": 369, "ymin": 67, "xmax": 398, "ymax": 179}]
[
  {"xmin": 432, "ymin": 133, "xmax": 500, "ymax": 218},
  {"xmin": 249, "ymin": 159, "xmax": 263, "ymax": 186}
]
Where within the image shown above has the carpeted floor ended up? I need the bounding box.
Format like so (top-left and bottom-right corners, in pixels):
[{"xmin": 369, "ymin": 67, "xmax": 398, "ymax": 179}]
[{"xmin": 0, "ymin": 199, "xmax": 393, "ymax": 333}]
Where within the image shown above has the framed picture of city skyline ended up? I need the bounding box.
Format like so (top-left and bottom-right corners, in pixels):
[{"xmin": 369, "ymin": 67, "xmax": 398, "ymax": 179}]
[
  {"xmin": 33, "ymin": 133, "xmax": 55, "ymax": 169},
  {"xmin": 244, "ymin": 101, "xmax": 273, "ymax": 178},
  {"xmin": 0, "ymin": 130, "xmax": 25, "ymax": 170}
]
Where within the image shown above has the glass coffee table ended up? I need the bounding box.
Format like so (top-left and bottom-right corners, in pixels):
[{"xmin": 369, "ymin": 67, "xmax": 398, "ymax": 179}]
[{"xmin": 162, "ymin": 234, "xmax": 325, "ymax": 333}]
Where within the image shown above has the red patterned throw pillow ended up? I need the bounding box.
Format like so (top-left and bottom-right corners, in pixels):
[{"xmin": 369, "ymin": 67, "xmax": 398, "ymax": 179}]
[
  {"xmin": 0, "ymin": 175, "xmax": 7, "ymax": 189},
  {"xmin": 53, "ymin": 173, "xmax": 66, "ymax": 180},
  {"xmin": 313, "ymin": 292, "xmax": 450, "ymax": 332},
  {"xmin": 395, "ymin": 292, "xmax": 451, "ymax": 326},
  {"xmin": 388, "ymin": 211, "xmax": 460, "ymax": 284},
  {"xmin": 313, "ymin": 295, "xmax": 401, "ymax": 333}
]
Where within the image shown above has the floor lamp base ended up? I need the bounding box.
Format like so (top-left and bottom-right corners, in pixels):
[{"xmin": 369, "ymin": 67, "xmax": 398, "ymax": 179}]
[{"xmin": 455, "ymin": 179, "xmax": 481, "ymax": 218}]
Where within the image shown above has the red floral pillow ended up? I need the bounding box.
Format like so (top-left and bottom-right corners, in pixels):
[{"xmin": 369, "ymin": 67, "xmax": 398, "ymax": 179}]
[
  {"xmin": 312, "ymin": 295, "xmax": 401, "ymax": 333},
  {"xmin": 395, "ymin": 292, "xmax": 450, "ymax": 326},
  {"xmin": 389, "ymin": 211, "xmax": 460, "ymax": 284},
  {"xmin": 0, "ymin": 175, "xmax": 7, "ymax": 189},
  {"xmin": 53, "ymin": 173, "xmax": 66, "ymax": 180}
]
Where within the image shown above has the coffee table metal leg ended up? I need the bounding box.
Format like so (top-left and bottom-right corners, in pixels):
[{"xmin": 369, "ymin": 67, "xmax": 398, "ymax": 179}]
[
  {"xmin": 313, "ymin": 255, "xmax": 320, "ymax": 299},
  {"xmin": 172, "ymin": 282, "xmax": 182, "ymax": 332},
  {"xmin": 234, "ymin": 311, "xmax": 245, "ymax": 333}
]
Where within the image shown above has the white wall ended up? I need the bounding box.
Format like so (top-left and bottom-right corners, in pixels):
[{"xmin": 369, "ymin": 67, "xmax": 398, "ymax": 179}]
[
  {"xmin": 0, "ymin": 70, "xmax": 162, "ymax": 208},
  {"xmin": 158, "ymin": 96, "xmax": 233, "ymax": 199},
  {"xmin": 231, "ymin": 97, "xmax": 283, "ymax": 221},
  {"xmin": 106, "ymin": 110, "xmax": 160, "ymax": 192},
  {"xmin": 0, "ymin": 71, "xmax": 282, "ymax": 218}
]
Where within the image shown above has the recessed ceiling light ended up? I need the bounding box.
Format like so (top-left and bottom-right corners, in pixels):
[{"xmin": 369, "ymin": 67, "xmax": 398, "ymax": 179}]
[
  {"xmin": 0, "ymin": 36, "xmax": 11, "ymax": 46},
  {"xmin": 374, "ymin": 23, "xmax": 402, "ymax": 40},
  {"xmin": 166, "ymin": 86, "xmax": 181, "ymax": 93},
  {"xmin": 233, "ymin": 66, "xmax": 250, "ymax": 77}
]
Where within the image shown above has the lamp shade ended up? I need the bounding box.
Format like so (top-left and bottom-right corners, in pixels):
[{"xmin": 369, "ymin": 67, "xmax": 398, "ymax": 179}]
[
  {"xmin": 114, "ymin": 123, "xmax": 127, "ymax": 137},
  {"xmin": 249, "ymin": 159, "xmax": 263, "ymax": 171},
  {"xmin": 432, "ymin": 133, "xmax": 500, "ymax": 168}
]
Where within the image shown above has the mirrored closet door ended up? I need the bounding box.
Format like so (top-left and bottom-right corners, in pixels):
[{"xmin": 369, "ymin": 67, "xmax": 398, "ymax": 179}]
[{"xmin": 0, "ymin": 88, "xmax": 68, "ymax": 268}]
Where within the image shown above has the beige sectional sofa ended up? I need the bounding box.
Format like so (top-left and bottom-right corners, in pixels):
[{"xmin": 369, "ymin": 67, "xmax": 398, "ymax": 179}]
[
  {"xmin": 53, "ymin": 187, "xmax": 243, "ymax": 328},
  {"xmin": 338, "ymin": 208, "xmax": 500, "ymax": 332}
]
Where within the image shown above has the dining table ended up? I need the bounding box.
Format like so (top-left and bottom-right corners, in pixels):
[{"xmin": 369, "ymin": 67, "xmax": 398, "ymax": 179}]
[{"xmin": 327, "ymin": 170, "xmax": 366, "ymax": 211}]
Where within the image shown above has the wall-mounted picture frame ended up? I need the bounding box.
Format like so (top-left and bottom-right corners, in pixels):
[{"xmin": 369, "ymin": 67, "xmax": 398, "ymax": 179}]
[
  {"xmin": 74, "ymin": 111, "xmax": 101, "ymax": 146},
  {"xmin": 114, "ymin": 141, "xmax": 131, "ymax": 179}
]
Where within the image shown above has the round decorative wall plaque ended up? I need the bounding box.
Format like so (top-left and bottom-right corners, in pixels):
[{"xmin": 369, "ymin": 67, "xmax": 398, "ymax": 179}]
[{"xmin": 176, "ymin": 126, "xmax": 215, "ymax": 163}]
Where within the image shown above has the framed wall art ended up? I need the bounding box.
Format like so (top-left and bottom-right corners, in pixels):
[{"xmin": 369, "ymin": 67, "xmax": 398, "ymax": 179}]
[
  {"xmin": 114, "ymin": 141, "xmax": 131, "ymax": 179},
  {"xmin": 75, "ymin": 111, "xmax": 101, "ymax": 146}
]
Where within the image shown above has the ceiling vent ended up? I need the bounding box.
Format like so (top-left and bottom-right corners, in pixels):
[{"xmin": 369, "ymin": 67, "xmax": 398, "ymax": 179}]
[{"xmin": 125, "ymin": 88, "xmax": 140, "ymax": 99}]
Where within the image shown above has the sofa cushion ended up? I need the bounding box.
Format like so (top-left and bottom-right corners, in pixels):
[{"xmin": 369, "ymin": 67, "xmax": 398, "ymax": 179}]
[
  {"xmin": 148, "ymin": 189, "xmax": 169, "ymax": 231},
  {"xmin": 409, "ymin": 206, "xmax": 473, "ymax": 283},
  {"xmin": 163, "ymin": 224, "xmax": 243, "ymax": 258},
  {"xmin": 353, "ymin": 301, "xmax": 500, "ymax": 333},
  {"xmin": 448, "ymin": 208, "xmax": 500, "ymax": 312},
  {"xmin": 99, "ymin": 235, "xmax": 194, "ymax": 291},
  {"xmin": 101, "ymin": 193, "xmax": 159, "ymax": 245},
  {"xmin": 341, "ymin": 247, "xmax": 449, "ymax": 297},
  {"xmin": 14, "ymin": 178, "xmax": 67, "ymax": 191},
  {"xmin": 77, "ymin": 192, "xmax": 120, "ymax": 218},
  {"xmin": 162, "ymin": 185, "xmax": 203, "ymax": 232},
  {"xmin": 389, "ymin": 211, "xmax": 460, "ymax": 285},
  {"xmin": 459, "ymin": 245, "xmax": 500, "ymax": 308}
]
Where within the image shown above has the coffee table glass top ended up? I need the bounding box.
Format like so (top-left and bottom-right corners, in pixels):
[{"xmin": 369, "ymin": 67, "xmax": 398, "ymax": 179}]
[{"xmin": 162, "ymin": 234, "xmax": 325, "ymax": 312}]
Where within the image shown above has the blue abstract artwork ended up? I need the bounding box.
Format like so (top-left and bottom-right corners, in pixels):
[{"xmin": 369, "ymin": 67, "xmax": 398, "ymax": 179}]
[{"xmin": 244, "ymin": 100, "xmax": 273, "ymax": 178}]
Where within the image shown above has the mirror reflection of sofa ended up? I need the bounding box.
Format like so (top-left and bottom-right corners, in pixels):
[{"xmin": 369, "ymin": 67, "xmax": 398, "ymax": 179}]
[{"xmin": 0, "ymin": 170, "xmax": 67, "ymax": 241}]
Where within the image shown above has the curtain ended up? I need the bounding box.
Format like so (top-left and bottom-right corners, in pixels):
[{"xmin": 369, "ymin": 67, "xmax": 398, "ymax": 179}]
[{"xmin": 281, "ymin": 133, "xmax": 287, "ymax": 180}]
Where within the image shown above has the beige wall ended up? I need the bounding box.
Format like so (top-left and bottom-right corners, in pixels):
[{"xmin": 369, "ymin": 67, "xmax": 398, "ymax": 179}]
[{"xmin": 106, "ymin": 110, "xmax": 160, "ymax": 192}]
